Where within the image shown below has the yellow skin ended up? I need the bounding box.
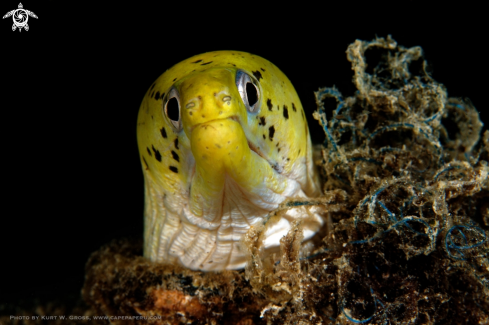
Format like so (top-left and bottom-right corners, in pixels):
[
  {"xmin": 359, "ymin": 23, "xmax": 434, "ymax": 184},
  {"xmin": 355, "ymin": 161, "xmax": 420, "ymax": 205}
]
[{"xmin": 137, "ymin": 51, "xmax": 322, "ymax": 271}]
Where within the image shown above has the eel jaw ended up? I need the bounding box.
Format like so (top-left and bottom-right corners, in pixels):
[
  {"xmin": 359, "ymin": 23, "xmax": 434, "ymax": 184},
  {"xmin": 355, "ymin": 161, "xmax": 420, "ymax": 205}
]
[
  {"xmin": 229, "ymin": 115, "xmax": 282, "ymax": 174},
  {"xmin": 246, "ymin": 138, "xmax": 283, "ymax": 174},
  {"xmin": 189, "ymin": 115, "xmax": 281, "ymax": 175},
  {"xmin": 188, "ymin": 116, "xmax": 289, "ymax": 205}
]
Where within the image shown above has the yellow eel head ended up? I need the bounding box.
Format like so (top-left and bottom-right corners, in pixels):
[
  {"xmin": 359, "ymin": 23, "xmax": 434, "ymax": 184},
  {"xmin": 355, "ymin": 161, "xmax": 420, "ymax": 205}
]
[{"xmin": 137, "ymin": 51, "xmax": 322, "ymax": 271}]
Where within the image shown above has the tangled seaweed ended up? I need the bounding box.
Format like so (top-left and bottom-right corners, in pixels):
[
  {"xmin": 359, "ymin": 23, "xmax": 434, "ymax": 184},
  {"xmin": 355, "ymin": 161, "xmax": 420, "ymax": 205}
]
[{"xmin": 245, "ymin": 35, "xmax": 489, "ymax": 324}]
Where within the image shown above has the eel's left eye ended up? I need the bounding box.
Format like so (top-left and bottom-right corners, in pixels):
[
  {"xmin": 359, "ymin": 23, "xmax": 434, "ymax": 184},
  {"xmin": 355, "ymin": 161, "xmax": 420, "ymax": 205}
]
[
  {"xmin": 236, "ymin": 70, "xmax": 260, "ymax": 113},
  {"xmin": 164, "ymin": 88, "xmax": 181, "ymax": 130}
]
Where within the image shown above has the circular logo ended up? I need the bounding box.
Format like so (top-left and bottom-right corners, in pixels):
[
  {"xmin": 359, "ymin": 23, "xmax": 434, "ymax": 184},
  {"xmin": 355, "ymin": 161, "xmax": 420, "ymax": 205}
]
[{"xmin": 13, "ymin": 9, "xmax": 28, "ymax": 27}]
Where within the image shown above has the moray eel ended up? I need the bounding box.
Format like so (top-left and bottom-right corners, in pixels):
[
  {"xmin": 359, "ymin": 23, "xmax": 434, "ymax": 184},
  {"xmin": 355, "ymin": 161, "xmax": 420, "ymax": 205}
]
[{"xmin": 137, "ymin": 51, "xmax": 323, "ymax": 271}]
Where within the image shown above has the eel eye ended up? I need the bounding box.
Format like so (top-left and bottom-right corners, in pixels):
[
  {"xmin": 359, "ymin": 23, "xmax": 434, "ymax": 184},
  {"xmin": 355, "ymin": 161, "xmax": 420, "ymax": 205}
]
[
  {"xmin": 236, "ymin": 70, "xmax": 260, "ymax": 113},
  {"xmin": 164, "ymin": 88, "xmax": 181, "ymax": 130}
]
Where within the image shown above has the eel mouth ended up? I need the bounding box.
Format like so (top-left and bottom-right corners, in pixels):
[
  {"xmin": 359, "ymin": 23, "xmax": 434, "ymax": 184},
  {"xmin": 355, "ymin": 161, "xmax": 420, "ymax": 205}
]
[
  {"xmin": 230, "ymin": 116, "xmax": 283, "ymax": 174},
  {"xmin": 246, "ymin": 137, "xmax": 282, "ymax": 173},
  {"xmin": 191, "ymin": 115, "xmax": 282, "ymax": 174}
]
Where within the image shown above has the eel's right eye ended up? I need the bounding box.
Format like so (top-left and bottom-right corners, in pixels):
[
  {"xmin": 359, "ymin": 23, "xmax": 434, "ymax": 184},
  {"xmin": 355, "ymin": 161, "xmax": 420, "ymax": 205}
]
[{"xmin": 164, "ymin": 88, "xmax": 181, "ymax": 130}]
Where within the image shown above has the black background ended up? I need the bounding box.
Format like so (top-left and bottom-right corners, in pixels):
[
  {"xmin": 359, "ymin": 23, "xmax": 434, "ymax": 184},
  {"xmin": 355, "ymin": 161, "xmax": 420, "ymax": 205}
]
[{"xmin": 1, "ymin": 2, "xmax": 487, "ymax": 304}]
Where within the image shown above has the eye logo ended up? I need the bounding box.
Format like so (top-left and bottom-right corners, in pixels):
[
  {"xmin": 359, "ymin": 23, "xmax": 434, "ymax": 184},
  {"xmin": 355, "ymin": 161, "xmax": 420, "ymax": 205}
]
[{"xmin": 3, "ymin": 3, "xmax": 37, "ymax": 32}]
